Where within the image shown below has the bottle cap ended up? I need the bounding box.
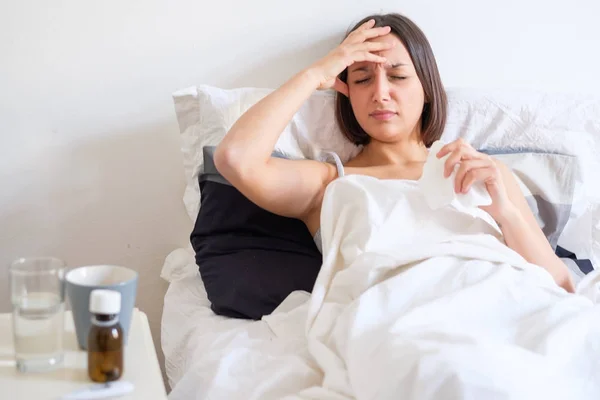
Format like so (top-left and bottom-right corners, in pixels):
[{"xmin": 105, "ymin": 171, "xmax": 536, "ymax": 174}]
[{"xmin": 89, "ymin": 289, "xmax": 121, "ymax": 314}]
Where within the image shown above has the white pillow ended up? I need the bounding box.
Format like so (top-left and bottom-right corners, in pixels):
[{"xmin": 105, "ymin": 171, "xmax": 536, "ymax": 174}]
[
  {"xmin": 440, "ymin": 88, "xmax": 600, "ymax": 202},
  {"xmin": 438, "ymin": 88, "xmax": 600, "ymax": 264},
  {"xmin": 172, "ymin": 85, "xmax": 600, "ymax": 264},
  {"xmin": 172, "ymin": 85, "xmax": 359, "ymax": 221}
]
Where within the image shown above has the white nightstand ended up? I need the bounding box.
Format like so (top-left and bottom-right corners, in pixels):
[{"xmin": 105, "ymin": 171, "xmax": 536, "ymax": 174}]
[{"xmin": 0, "ymin": 308, "xmax": 168, "ymax": 400}]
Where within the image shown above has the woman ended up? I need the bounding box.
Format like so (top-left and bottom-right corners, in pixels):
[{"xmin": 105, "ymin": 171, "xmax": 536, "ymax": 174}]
[{"xmin": 214, "ymin": 13, "xmax": 575, "ymax": 293}]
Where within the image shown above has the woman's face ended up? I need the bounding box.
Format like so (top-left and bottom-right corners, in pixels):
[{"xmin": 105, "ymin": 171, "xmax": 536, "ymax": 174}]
[{"xmin": 346, "ymin": 33, "xmax": 426, "ymax": 143}]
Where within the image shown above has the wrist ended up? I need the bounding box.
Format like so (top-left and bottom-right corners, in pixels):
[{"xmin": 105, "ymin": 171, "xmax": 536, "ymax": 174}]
[
  {"xmin": 493, "ymin": 204, "xmax": 522, "ymax": 228},
  {"xmin": 299, "ymin": 67, "xmax": 324, "ymax": 90}
]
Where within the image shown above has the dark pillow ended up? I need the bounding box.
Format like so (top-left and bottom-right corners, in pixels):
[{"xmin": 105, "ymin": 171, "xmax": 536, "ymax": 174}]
[
  {"xmin": 190, "ymin": 146, "xmax": 322, "ymax": 320},
  {"xmin": 555, "ymin": 245, "xmax": 594, "ymax": 279}
]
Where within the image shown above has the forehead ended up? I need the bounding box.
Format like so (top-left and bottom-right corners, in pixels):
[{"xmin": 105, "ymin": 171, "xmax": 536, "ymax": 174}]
[{"xmin": 349, "ymin": 34, "xmax": 413, "ymax": 72}]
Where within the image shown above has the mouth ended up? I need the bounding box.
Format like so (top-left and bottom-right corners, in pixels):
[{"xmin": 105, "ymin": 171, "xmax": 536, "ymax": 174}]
[{"xmin": 369, "ymin": 111, "xmax": 397, "ymax": 121}]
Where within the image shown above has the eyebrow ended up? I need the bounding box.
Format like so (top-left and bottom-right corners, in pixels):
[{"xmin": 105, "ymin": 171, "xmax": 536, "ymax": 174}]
[{"xmin": 349, "ymin": 63, "xmax": 407, "ymax": 73}]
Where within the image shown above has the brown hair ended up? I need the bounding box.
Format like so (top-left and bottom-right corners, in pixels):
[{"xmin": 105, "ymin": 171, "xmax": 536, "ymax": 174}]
[{"xmin": 335, "ymin": 13, "xmax": 447, "ymax": 147}]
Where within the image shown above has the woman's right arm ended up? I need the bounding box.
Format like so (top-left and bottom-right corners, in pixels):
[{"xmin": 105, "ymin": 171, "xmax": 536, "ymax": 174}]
[
  {"xmin": 214, "ymin": 19, "xmax": 392, "ymax": 219},
  {"xmin": 214, "ymin": 69, "xmax": 335, "ymax": 218}
]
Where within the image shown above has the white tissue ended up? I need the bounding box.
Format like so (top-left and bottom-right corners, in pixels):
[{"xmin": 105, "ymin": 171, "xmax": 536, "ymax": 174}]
[{"xmin": 420, "ymin": 140, "xmax": 492, "ymax": 211}]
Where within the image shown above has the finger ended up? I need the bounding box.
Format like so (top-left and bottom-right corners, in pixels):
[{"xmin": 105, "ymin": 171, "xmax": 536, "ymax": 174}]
[
  {"xmin": 443, "ymin": 144, "xmax": 479, "ymax": 178},
  {"xmin": 333, "ymin": 77, "xmax": 349, "ymax": 97},
  {"xmin": 436, "ymin": 143, "xmax": 455, "ymax": 159},
  {"xmin": 358, "ymin": 40, "xmax": 396, "ymax": 53},
  {"xmin": 454, "ymin": 159, "xmax": 491, "ymax": 193},
  {"xmin": 344, "ymin": 42, "xmax": 394, "ymax": 62},
  {"xmin": 443, "ymin": 148, "xmax": 468, "ymax": 178},
  {"xmin": 352, "ymin": 51, "xmax": 387, "ymax": 64},
  {"xmin": 461, "ymin": 167, "xmax": 496, "ymax": 193},
  {"xmin": 436, "ymin": 138, "xmax": 468, "ymax": 159},
  {"xmin": 356, "ymin": 26, "xmax": 392, "ymax": 42},
  {"xmin": 358, "ymin": 19, "xmax": 376, "ymax": 31}
]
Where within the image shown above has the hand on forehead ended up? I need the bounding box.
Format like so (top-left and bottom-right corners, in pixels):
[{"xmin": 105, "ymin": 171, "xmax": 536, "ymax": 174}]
[{"xmin": 365, "ymin": 34, "xmax": 409, "ymax": 64}]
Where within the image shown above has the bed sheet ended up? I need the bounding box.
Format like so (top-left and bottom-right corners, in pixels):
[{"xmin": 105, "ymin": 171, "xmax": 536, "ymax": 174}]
[
  {"xmin": 162, "ymin": 218, "xmax": 600, "ymax": 400},
  {"xmin": 161, "ymin": 250, "xmax": 318, "ymax": 398},
  {"xmin": 161, "ymin": 271, "xmax": 268, "ymax": 387}
]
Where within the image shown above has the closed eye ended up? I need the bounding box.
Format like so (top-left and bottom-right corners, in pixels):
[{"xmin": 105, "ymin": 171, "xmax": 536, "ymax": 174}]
[{"xmin": 354, "ymin": 76, "xmax": 407, "ymax": 84}]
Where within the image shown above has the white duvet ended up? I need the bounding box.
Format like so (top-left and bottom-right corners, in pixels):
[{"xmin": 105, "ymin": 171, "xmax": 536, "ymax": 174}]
[{"xmin": 167, "ymin": 175, "xmax": 600, "ymax": 400}]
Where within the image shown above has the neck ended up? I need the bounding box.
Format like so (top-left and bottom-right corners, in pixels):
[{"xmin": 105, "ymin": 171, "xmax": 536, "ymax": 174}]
[{"xmin": 359, "ymin": 137, "xmax": 428, "ymax": 167}]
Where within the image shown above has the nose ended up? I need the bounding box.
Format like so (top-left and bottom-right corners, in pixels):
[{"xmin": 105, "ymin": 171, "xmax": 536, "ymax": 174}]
[{"xmin": 371, "ymin": 69, "xmax": 391, "ymax": 103}]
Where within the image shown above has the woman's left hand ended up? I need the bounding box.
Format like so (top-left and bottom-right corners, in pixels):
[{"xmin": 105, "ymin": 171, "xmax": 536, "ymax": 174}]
[{"xmin": 436, "ymin": 138, "xmax": 516, "ymax": 223}]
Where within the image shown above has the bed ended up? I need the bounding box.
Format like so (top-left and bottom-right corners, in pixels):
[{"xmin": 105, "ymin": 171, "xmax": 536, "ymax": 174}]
[
  {"xmin": 161, "ymin": 86, "xmax": 600, "ymax": 399},
  {"xmin": 161, "ymin": 248, "xmax": 318, "ymax": 399}
]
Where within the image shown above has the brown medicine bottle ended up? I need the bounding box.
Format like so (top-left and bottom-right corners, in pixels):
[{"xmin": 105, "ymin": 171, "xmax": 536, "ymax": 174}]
[{"xmin": 87, "ymin": 289, "xmax": 123, "ymax": 383}]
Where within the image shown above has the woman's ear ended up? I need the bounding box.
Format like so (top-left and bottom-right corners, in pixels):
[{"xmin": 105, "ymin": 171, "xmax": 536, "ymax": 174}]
[{"xmin": 334, "ymin": 78, "xmax": 349, "ymax": 97}]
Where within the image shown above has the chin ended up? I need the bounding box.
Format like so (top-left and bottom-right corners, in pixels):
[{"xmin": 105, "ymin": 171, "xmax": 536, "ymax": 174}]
[{"xmin": 367, "ymin": 124, "xmax": 407, "ymax": 143}]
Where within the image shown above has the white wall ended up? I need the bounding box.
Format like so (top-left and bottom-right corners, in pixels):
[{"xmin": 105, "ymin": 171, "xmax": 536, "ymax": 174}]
[{"xmin": 1, "ymin": 0, "xmax": 599, "ymax": 388}]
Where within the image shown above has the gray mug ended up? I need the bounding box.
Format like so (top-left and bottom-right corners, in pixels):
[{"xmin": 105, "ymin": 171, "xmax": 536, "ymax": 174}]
[{"xmin": 65, "ymin": 265, "xmax": 138, "ymax": 350}]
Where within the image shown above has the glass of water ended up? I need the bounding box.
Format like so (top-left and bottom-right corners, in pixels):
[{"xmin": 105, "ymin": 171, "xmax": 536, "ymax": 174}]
[{"xmin": 10, "ymin": 257, "xmax": 66, "ymax": 372}]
